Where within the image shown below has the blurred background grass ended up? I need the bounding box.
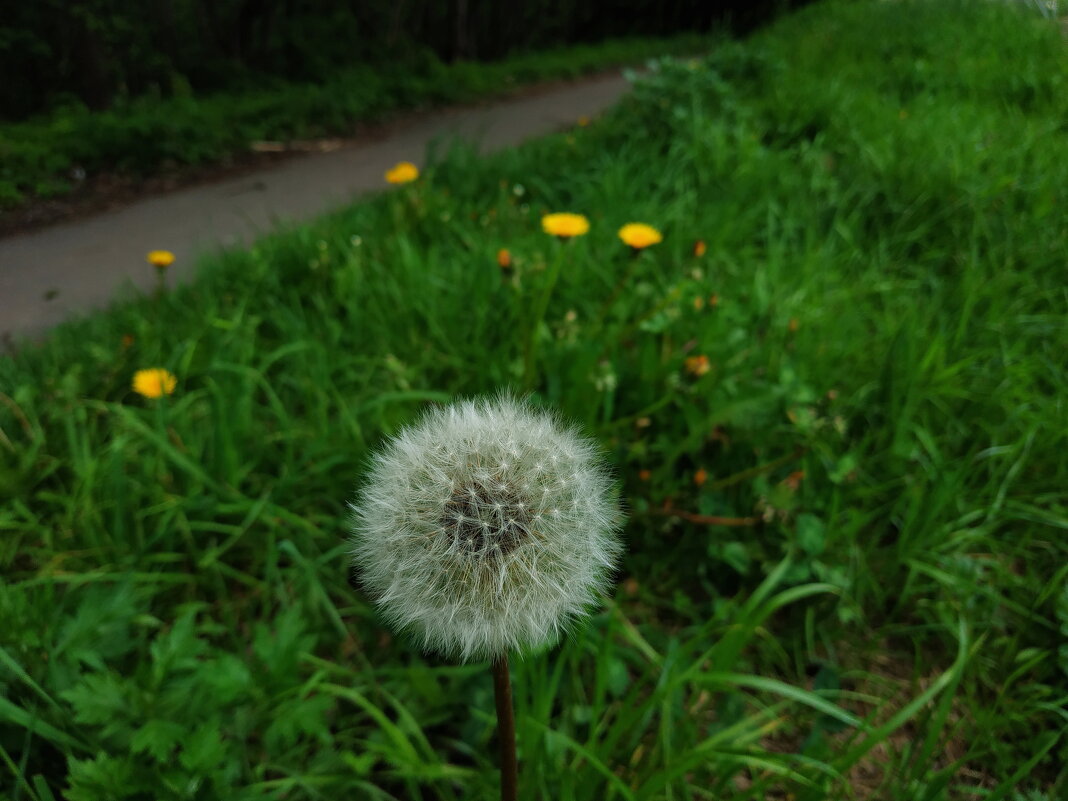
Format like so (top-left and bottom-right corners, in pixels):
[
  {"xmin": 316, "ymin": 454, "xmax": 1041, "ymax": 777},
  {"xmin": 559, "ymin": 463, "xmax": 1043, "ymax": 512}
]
[
  {"xmin": 1, "ymin": 0, "xmax": 1066, "ymax": 798},
  {"xmin": 0, "ymin": 33, "xmax": 711, "ymax": 208}
]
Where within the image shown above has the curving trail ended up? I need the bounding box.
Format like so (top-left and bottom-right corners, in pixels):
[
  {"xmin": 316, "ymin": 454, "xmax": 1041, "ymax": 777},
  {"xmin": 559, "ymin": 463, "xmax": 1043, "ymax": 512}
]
[{"xmin": 0, "ymin": 72, "xmax": 631, "ymax": 344}]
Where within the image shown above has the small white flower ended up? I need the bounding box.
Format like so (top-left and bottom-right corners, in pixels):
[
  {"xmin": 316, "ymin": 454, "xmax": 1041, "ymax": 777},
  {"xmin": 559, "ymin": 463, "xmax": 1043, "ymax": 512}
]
[{"xmin": 349, "ymin": 394, "xmax": 624, "ymax": 662}]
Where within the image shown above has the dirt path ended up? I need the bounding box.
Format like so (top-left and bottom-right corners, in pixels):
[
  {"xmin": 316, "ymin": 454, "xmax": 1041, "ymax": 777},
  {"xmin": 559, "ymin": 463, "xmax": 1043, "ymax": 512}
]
[{"xmin": 0, "ymin": 72, "xmax": 631, "ymax": 345}]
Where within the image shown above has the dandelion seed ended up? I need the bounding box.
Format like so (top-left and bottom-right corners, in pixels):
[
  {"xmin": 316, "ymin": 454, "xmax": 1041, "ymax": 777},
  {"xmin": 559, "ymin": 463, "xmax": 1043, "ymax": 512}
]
[
  {"xmin": 350, "ymin": 402, "xmax": 622, "ymax": 801},
  {"xmin": 349, "ymin": 393, "xmax": 623, "ymax": 662}
]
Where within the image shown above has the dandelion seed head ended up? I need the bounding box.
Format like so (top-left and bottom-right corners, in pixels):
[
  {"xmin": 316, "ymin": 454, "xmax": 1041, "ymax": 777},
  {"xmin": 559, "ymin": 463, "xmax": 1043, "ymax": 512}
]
[{"xmin": 349, "ymin": 394, "xmax": 624, "ymax": 662}]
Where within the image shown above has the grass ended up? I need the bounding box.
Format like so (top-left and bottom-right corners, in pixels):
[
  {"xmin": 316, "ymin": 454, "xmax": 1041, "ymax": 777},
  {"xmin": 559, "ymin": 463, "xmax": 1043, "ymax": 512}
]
[
  {"xmin": 2, "ymin": 0, "xmax": 1067, "ymax": 798},
  {"xmin": 0, "ymin": 33, "xmax": 710, "ymax": 209}
]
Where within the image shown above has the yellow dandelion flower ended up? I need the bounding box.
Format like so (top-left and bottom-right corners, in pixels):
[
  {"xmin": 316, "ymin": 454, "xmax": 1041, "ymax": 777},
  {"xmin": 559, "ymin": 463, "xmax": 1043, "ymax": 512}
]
[
  {"xmin": 618, "ymin": 223, "xmax": 663, "ymax": 250},
  {"xmin": 385, "ymin": 161, "xmax": 419, "ymax": 184},
  {"xmin": 132, "ymin": 368, "xmax": 177, "ymax": 399},
  {"xmin": 542, "ymin": 212, "xmax": 590, "ymax": 239},
  {"xmin": 147, "ymin": 250, "xmax": 175, "ymax": 269}
]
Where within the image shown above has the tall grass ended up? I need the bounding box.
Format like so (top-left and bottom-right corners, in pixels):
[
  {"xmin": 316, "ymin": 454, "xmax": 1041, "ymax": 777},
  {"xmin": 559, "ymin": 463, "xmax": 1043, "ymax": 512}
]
[{"xmin": 1, "ymin": 1, "xmax": 1065, "ymax": 798}]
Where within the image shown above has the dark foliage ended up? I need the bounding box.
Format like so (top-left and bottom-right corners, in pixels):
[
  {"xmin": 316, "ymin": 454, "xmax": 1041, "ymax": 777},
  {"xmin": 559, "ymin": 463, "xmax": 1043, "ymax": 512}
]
[{"xmin": 0, "ymin": 0, "xmax": 802, "ymax": 120}]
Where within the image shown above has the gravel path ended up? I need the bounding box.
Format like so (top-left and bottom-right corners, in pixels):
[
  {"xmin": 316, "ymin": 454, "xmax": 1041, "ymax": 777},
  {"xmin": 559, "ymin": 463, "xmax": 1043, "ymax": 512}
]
[{"xmin": 0, "ymin": 72, "xmax": 631, "ymax": 344}]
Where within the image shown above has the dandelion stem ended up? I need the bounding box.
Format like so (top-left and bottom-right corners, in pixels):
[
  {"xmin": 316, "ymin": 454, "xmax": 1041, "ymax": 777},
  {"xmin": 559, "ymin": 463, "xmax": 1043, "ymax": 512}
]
[
  {"xmin": 593, "ymin": 248, "xmax": 641, "ymax": 327},
  {"xmin": 492, "ymin": 654, "xmax": 518, "ymax": 801},
  {"xmin": 522, "ymin": 241, "xmax": 568, "ymax": 391}
]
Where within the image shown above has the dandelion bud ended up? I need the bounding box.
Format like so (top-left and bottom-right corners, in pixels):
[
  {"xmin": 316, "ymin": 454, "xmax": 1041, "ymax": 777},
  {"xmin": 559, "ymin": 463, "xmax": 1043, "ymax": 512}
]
[{"xmin": 349, "ymin": 394, "xmax": 624, "ymax": 662}]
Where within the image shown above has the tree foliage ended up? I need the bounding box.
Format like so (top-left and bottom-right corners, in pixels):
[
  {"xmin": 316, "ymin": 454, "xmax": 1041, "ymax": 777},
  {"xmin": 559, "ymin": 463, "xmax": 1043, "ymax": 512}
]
[{"xmin": 0, "ymin": 0, "xmax": 793, "ymax": 120}]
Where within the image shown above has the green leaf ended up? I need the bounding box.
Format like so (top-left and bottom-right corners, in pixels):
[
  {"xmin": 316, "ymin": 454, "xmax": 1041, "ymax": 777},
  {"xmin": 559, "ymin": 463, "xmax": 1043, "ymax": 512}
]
[
  {"xmin": 829, "ymin": 452, "xmax": 859, "ymax": 484},
  {"xmin": 199, "ymin": 654, "xmax": 252, "ymax": 706},
  {"xmin": 131, "ymin": 719, "xmax": 186, "ymax": 762},
  {"xmin": 812, "ymin": 663, "xmax": 849, "ymax": 734},
  {"xmin": 796, "ymin": 513, "xmax": 826, "ymax": 556},
  {"xmin": 60, "ymin": 673, "xmax": 132, "ymax": 731},
  {"xmin": 0, "ymin": 694, "xmax": 89, "ymax": 752},
  {"xmin": 253, "ymin": 604, "xmax": 316, "ymax": 683},
  {"xmin": 149, "ymin": 605, "xmax": 207, "ymax": 679},
  {"xmin": 264, "ymin": 693, "xmax": 333, "ymax": 752},
  {"xmin": 341, "ymin": 750, "xmax": 379, "ymax": 777},
  {"xmin": 721, "ymin": 541, "xmax": 752, "ymax": 574},
  {"xmin": 606, "ymin": 656, "xmax": 632, "ymax": 698},
  {"xmin": 179, "ymin": 722, "xmax": 226, "ymax": 773},
  {"xmin": 698, "ymin": 672, "xmax": 862, "ymax": 729},
  {"xmin": 66, "ymin": 753, "xmax": 140, "ymax": 801}
]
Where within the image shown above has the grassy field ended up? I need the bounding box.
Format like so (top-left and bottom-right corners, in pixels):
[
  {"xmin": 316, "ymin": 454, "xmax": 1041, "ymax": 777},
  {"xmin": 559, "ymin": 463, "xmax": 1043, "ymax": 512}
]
[{"xmin": 2, "ymin": 0, "xmax": 1067, "ymax": 798}]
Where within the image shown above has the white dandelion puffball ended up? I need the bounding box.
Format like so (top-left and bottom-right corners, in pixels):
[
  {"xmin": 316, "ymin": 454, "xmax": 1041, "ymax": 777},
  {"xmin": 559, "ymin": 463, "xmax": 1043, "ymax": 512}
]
[{"xmin": 349, "ymin": 394, "xmax": 624, "ymax": 662}]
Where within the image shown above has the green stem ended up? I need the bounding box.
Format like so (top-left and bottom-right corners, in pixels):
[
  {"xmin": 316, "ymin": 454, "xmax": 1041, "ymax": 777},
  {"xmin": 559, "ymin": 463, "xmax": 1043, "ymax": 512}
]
[
  {"xmin": 521, "ymin": 241, "xmax": 568, "ymax": 391},
  {"xmin": 592, "ymin": 248, "xmax": 641, "ymax": 328}
]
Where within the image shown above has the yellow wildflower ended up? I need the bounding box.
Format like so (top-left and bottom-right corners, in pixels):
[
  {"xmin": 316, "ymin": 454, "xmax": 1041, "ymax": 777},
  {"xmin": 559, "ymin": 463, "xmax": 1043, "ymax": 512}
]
[
  {"xmin": 132, "ymin": 368, "xmax": 177, "ymax": 399},
  {"xmin": 147, "ymin": 250, "xmax": 175, "ymax": 269},
  {"xmin": 618, "ymin": 223, "xmax": 663, "ymax": 250},
  {"xmin": 685, "ymin": 355, "xmax": 711, "ymax": 377},
  {"xmin": 542, "ymin": 212, "xmax": 590, "ymax": 239},
  {"xmin": 385, "ymin": 161, "xmax": 419, "ymax": 184},
  {"xmin": 497, "ymin": 248, "xmax": 512, "ymax": 269}
]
